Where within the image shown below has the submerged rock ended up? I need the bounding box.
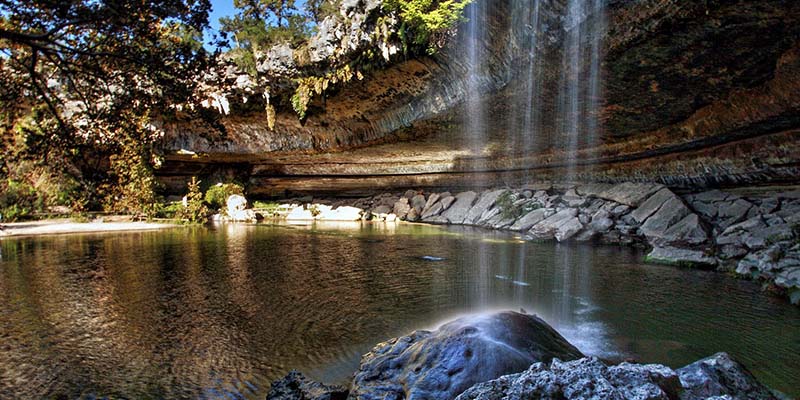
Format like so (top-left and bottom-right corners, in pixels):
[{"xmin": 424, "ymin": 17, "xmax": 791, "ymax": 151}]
[
  {"xmin": 349, "ymin": 311, "xmax": 583, "ymax": 400},
  {"xmin": 267, "ymin": 371, "xmax": 348, "ymax": 400}
]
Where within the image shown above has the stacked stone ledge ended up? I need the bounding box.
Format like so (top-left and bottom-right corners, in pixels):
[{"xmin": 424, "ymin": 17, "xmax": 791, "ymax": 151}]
[{"xmin": 339, "ymin": 184, "xmax": 799, "ymax": 303}]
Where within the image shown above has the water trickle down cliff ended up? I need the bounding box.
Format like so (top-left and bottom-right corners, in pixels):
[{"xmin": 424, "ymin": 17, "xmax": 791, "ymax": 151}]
[{"xmin": 157, "ymin": 0, "xmax": 800, "ymax": 197}]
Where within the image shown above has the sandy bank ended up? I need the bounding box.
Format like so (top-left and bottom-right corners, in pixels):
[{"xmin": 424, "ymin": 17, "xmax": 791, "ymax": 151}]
[{"xmin": 0, "ymin": 218, "xmax": 178, "ymax": 238}]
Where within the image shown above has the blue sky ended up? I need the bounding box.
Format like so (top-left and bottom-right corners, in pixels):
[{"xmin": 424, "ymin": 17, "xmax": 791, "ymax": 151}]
[
  {"xmin": 205, "ymin": 0, "xmax": 310, "ymax": 48},
  {"xmin": 208, "ymin": 0, "xmax": 236, "ymax": 34}
]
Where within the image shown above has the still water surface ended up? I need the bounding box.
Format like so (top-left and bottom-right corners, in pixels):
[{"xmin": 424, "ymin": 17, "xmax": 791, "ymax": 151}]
[{"xmin": 1, "ymin": 223, "xmax": 798, "ymax": 399}]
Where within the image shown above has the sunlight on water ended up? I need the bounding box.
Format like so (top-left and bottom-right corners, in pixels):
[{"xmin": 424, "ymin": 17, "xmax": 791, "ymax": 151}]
[{"xmin": 1, "ymin": 224, "xmax": 799, "ymax": 398}]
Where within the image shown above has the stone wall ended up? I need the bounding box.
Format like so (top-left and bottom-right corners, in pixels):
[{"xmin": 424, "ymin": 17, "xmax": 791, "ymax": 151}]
[
  {"xmin": 294, "ymin": 183, "xmax": 799, "ymax": 303},
  {"xmin": 156, "ymin": 0, "xmax": 800, "ymax": 194}
]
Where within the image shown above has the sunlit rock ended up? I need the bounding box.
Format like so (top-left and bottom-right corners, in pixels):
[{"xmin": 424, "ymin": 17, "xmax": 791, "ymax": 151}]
[{"xmin": 441, "ymin": 191, "xmax": 478, "ymax": 224}]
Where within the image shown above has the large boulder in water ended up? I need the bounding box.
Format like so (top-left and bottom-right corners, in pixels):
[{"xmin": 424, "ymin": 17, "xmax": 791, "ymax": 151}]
[{"xmin": 348, "ymin": 311, "xmax": 584, "ymax": 400}]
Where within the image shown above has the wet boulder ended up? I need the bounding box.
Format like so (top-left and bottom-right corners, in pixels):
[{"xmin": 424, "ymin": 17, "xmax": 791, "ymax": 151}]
[
  {"xmin": 464, "ymin": 190, "xmax": 506, "ymax": 225},
  {"xmin": 596, "ymin": 183, "xmax": 664, "ymax": 207},
  {"xmin": 349, "ymin": 311, "xmax": 583, "ymax": 400},
  {"xmin": 411, "ymin": 194, "xmax": 427, "ymax": 214}
]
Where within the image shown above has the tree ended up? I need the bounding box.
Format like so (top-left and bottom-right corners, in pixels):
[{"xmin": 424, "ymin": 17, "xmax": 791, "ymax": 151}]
[
  {"xmin": 304, "ymin": 0, "xmax": 340, "ymax": 26},
  {"xmin": 0, "ymin": 0, "xmax": 215, "ymax": 214},
  {"xmin": 220, "ymin": 0, "xmax": 308, "ymax": 76}
]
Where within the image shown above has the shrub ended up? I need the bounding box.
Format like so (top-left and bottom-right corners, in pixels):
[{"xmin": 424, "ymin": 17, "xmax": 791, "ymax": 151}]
[
  {"xmin": 0, "ymin": 179, "xmax": 39, "ymax": 221},
  {"xmin": 204, "ymin": 182, "xmax": 245, "ymax": 210},
  {"xmin": 176, "ymin": 177, "xmax": 210, "ymax": 223},
  {"xmin": 105, "ymin": 135, "xmax": 162, "ymax": 218},
  {"xmin": 384, "ymin": 0, "xmax": 473, "ymax": 53}
]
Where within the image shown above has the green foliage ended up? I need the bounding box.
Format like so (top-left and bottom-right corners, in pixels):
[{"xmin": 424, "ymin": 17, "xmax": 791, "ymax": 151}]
[
  {"xmin": 1, "ymin": 0, "xmax": 216, "ymax": 219},
  {"xmin": 496, "ymin": 191, "xmax": 541, "ymax": 220},
  {"xmin": 0, "ymin": 179, "xmax": 38, "ymax": 221},
  {"xmin": 305, "ymin": 0, "xmax": 341, "ymax": 25},
  {"xmin": 291, "ymin": 84, "xmax": 312, "ymax": 120},
  {"xmin": 157, "ymin": 202, "xmax": 185, "ymax": 219},
  {"xmin": 291, "ymin": 64, "xmax": 359, "ymax": 119},
  {"xmin": 205, "ymin": 182, "xmax": 245, "ymax": 210},
  {"xmin": 105, "ymin": 132, "xmax": 162, "ymax": 218},
  {"xmin": 384, "ymin": 0, "xmax": 473, "ymax": 53},
  {"xmin": 0, "ymin": 113, "xmax": 82, "ymax": 220},
  {"xmin": 176, "ymin": 177, "xmax": 210, "ymax": 223}
]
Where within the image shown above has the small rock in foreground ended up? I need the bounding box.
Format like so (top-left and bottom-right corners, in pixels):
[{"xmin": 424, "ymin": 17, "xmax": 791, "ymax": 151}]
[{"xmin": 266, "ymin": 370, "xmax": 347, "ymax": 400}]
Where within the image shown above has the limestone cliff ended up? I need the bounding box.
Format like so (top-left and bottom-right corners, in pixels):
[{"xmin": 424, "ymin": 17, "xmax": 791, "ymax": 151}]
[{"xmin": 158, "ymin": 0, "xmax": 800, "ymax": 196}]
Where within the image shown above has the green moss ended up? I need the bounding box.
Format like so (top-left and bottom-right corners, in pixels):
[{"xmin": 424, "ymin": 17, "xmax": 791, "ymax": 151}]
[
  {"xmin": 496, "ymin": 191, "xmax": 541, "ymax": 220},
  {"xmin": 643, "ymin": 254, "xmax": 716, "ymax": 270}
]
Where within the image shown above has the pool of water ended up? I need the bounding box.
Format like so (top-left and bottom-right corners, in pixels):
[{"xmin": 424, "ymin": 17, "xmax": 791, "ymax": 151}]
[{"xmin": 1, "ymin": 222, "xmax": 798, "ymax": 399}]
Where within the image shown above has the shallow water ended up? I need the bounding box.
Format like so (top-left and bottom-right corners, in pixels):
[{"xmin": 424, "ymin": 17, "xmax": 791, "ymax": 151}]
[{"xmin": 1, "ymin": 222, "xmax": 798, "ymax": 399}]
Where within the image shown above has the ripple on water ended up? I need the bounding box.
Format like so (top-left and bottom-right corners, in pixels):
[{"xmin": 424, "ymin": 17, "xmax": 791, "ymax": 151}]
[{"xmin": 0, "ymin": 225, "xmax": 798, "ymax": 398}]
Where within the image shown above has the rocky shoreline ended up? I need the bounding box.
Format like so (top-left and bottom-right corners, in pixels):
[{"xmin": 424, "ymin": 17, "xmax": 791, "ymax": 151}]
[
  {"xmin": 252, "ymin": 183, "xmax": 800, "ymax": 304},
  {"xmin": 265, "ymin": 311, "xmax": 784, "ymax": 400}
]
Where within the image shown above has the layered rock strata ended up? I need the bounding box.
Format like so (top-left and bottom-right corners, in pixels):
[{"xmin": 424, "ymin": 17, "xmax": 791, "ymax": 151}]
[{"xmin": 157, "ymin": 0, "xmax": 800, "ymax": 194}]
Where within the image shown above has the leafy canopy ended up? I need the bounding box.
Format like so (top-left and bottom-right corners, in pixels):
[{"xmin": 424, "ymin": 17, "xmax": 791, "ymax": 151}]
[
  {"xmin": 384, "ymin": 0, "xmax": 472, "ymax": 53},
  {"xmin": 0, "ymin": 0, "xmax": 215, "ymax": 215}
]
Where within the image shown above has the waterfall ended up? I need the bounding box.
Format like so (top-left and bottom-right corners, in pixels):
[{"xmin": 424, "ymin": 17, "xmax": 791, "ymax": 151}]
[
  {"xmin": 464, "ymin": 2, "xmax": 488, "ymax": 160},
  {"xmin": 557, "ymin": 0, "xmax": 606, "ymax": 183},
  {"xmin": 510, "ymin": 0, "xmax": 543, "ymax": 164}
]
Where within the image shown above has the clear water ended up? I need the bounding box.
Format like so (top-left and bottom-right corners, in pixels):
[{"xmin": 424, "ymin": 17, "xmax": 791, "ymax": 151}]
[{"xmin": 1, "ymin": 223, "xmax": 799, "ymax": 399}]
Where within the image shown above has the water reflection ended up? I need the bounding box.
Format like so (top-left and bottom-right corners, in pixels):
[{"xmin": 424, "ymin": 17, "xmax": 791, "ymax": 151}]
[{"xmin": 0, "ymin": 223, "xmax": 799, "ymax": 399}]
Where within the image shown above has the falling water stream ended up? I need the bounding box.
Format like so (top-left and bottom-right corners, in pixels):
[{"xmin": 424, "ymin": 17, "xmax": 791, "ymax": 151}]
[
  {"xmin": 510, "ymin": 0, "xmax": 544, "ymax": 163},
  {"xmin": 3, "ymin": 3, "xmax": 793, "ymax": 400},
  {"xmin": 557, "ymin": 0, "xmax": 606, "ymax": 182},
  {"xmin": 464, "ymin": 1, "xmax": 488, "ymax": 161}
]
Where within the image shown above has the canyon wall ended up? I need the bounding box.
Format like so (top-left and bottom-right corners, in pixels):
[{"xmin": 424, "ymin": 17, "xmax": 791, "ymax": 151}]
[{"xmin": 158, "ymin": 0, "xmax": 800, "ymax": 196}]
